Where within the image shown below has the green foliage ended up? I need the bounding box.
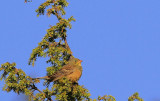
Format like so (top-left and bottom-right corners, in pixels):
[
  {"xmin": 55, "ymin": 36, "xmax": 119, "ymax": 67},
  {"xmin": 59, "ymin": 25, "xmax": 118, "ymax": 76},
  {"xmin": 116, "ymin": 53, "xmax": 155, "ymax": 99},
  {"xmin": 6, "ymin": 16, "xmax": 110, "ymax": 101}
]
[
  {"xmin": 97, "ymin": 95, "xmax": 116, "ymax": 101},
  {"xmin": 0, "ymin": 0, "xmax": 144, "ymax": 101},
  {"xmin": 29, "ymin": 0, "xmax": 75, "ymax": 68},
  {"xmin": 52, "ymin": 79, "xmax": 91, "ymax": 101},
  {"xmin": 0, "ymin": 62, "xmax": 34, "ymax": 96},
  {"xmin": 128, "ymin": 92, "xmax": 143, "ymax": 101}
]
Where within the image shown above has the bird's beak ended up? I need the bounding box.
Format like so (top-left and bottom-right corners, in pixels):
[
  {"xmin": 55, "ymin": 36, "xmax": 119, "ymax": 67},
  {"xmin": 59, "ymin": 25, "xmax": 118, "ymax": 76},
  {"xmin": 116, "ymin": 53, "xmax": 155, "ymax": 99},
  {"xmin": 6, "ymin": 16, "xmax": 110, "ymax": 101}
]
[{"xmin": 79, "ymin": 60, "xmax": 83, "ymax": 63}]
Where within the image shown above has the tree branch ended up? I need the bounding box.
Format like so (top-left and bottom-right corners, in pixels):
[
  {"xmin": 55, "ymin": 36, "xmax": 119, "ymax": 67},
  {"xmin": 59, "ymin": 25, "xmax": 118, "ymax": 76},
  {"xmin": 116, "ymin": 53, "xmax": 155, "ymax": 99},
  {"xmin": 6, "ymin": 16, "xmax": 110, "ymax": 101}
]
[
  {"xmin": 64, "ymin": 38, "xmax": 72, "ymax": 54},
  {"xmin": 31, "ymin": 84, "xmax": 43, "ymax": 94}
]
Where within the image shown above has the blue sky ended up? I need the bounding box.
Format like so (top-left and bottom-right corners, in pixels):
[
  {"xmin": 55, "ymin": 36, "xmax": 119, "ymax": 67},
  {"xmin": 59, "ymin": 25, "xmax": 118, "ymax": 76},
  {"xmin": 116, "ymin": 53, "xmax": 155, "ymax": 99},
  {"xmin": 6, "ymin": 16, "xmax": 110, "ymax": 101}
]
[{"xmin": 0, "ymin": 0, "xmax": 160, "ymax": 101}]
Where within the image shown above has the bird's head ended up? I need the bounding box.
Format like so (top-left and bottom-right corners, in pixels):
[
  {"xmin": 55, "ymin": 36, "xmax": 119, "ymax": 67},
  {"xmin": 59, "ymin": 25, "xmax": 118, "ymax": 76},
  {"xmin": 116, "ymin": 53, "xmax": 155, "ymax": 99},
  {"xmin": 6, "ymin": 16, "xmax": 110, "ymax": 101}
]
[
  {"xmin": 69, "ymin": 57, "xmax": 82, "ymax": 66},
  {"xmin": 75, "ymin": 59, "xmax": 82, "ymax": 66}
]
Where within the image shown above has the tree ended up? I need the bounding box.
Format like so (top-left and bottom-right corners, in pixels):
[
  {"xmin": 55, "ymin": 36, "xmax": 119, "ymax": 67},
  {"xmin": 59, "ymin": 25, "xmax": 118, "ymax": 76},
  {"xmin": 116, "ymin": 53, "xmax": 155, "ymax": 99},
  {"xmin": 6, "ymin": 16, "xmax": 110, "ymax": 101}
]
[{"xmin": 0, "ymin": 0, "xmax": 143, "ymax": 101}]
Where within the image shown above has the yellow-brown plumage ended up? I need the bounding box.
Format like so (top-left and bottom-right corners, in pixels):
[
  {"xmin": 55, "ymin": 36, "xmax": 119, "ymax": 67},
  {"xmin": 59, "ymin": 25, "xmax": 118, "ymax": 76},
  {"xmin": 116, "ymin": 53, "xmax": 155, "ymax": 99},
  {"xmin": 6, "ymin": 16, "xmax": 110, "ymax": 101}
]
[{"xmin": 35, "ymin": 57, "xmax": 82, "ymax": 82}]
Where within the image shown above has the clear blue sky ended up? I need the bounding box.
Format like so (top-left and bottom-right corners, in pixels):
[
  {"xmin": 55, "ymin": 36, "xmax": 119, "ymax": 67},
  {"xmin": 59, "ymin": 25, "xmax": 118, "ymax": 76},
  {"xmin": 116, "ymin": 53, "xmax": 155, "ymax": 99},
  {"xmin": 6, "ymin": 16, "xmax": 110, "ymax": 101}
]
[{"xmin": 0, "ymin": 0, "xmax": 160, "ymax": 101}]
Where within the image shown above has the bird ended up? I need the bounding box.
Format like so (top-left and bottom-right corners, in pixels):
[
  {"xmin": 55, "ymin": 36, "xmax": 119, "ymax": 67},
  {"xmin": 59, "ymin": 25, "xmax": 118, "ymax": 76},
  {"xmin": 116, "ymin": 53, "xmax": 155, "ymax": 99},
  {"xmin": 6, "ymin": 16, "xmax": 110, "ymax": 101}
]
[{"xmin": 33, "ymin": 57, "xmax": 83, "ymax": 83}]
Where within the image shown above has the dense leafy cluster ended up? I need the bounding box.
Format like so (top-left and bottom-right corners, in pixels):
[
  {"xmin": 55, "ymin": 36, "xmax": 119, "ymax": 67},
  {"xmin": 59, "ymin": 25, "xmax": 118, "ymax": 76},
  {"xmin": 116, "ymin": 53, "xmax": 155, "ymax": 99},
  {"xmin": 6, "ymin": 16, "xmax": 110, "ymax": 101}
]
[
  {"xmin": 97, "ymin": 95, "xmax": 116, "ymax": 101},
  {"xmin": 29, "ymin": 0, "xmax": 75, "ymax": 68},
  {"xmin": 128, "ymin": 92, "xmax": 143, "ymax": 101},
  {"xmin": 0, "ymin": 0, "xmax": 144, "ymax": 101},
  {"xmin": 0, "ymin": 62, "xmax": 38, "ymax": 98}
]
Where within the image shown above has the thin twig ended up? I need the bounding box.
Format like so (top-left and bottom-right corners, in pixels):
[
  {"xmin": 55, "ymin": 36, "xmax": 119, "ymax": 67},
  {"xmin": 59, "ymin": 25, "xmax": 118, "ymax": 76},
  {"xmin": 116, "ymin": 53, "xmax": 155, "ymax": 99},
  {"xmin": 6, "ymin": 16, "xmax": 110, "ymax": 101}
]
[{"xmin": 31, "ymin": 84, "xmax": 43, "ymax": 93}]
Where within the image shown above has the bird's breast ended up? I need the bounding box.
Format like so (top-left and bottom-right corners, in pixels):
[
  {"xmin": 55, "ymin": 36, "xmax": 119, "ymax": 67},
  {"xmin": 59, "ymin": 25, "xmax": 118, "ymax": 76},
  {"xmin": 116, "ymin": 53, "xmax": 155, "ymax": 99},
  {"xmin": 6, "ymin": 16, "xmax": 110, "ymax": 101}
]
[{"xmin": 66, "ymin": 69, "xmax": 82, "ymax": 82}]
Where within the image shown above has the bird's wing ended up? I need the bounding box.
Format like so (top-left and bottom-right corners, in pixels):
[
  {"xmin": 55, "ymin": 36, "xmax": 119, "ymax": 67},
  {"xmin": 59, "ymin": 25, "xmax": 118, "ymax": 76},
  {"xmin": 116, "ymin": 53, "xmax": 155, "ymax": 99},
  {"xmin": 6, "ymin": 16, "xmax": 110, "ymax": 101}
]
[
  {"xmin": 57, "ymin": 64, "xmax": 75, "ymax": 75},
  {"xmin": 50, "ymin": 64, "xmax": 76, "ymax": 81}
]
